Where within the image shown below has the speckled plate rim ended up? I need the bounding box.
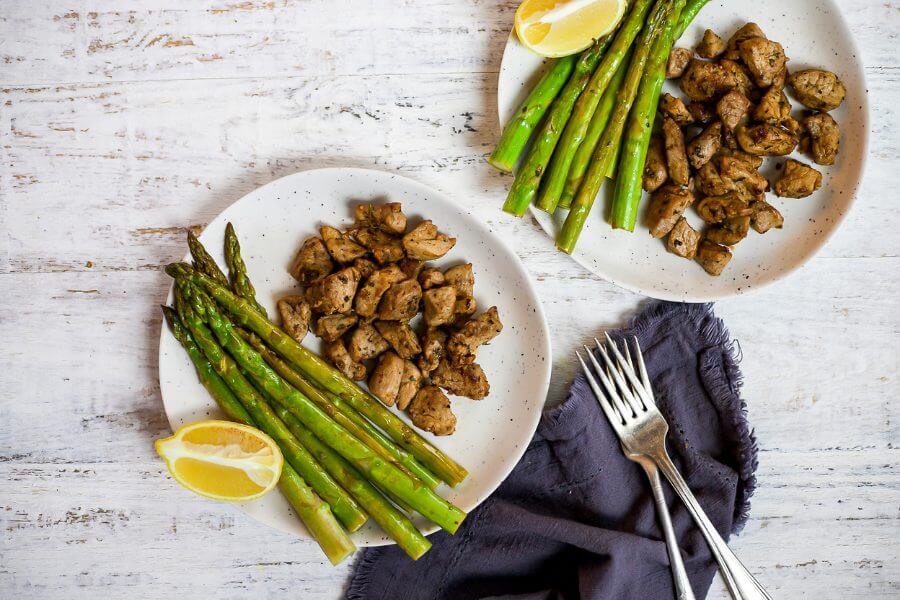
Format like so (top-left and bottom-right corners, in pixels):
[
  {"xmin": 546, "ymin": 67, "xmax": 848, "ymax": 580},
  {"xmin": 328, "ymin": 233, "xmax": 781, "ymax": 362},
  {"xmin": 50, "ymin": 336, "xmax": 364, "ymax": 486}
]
[
  {"xmin": 157, "ymin": 167, "xmax": 552, "ymax": 545},
  {"xmin": 498, "ymin": 0, "xmax": 870, "ymax": 302}
]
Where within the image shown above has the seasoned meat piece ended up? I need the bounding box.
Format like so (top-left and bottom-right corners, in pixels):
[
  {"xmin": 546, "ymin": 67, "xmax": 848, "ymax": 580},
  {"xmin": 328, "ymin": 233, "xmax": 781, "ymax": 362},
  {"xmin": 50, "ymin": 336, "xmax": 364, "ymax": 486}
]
[
  {"xmin": 687, "ymin": 121, "xmax": 722, "ymax": 169},
  {"xmin": 402, "ymin": 221, "xmax": 456, "ymax": 260},
  {"xmin": 753, "ymin": 86, "xmax": 791, "ymax": 125},
  {"xmin": 696, "ymin": 29, "xmax": 726, "ymax": 59},
  {"xmin": 643, "ymin": 136, "xmax": 669, "ymax": 192},
  {"xmin": 666, "ymin": 47, "xmax": 692, "ymax": 78},
  {"xmin": 368, "ymin": 351, "xmax": 404, "ymax": 406},
  {"xmin": 802, "ymin": 113, "xmax": 840, "ymax": 166},
  {"xmin": 723, "ymin": 22, "xmax": 766, "ymax": 60},
  {"xmin": 789, "ymin": 69, "xmax": 846, "ymax": 111},
  {"xmin": 355, "ymin": 264, "xmax": 405, "ymax": 319},
  {"xmin": 407, "ymin": 386, "xmax": 456, "ymax": 436},
  {"xmin": 320, "ymin": 225, "xmax": 366, "ymax": 264},
  {"xmin": 289, "ymin": 237, "xmax": 333, "ymax": 285},
  {"xmin": 695, "ymin": 159, "xmax": 732, "ymax": 197},
  {"xmin": 695, "ymin": 192, "xmax": 753, "ymax": 224},
  {"xmin": 306, "ymin": 266, "xmax": 360, "ymax": 315},
  {"xmin": 716, "ymin": 146, "xmax": 763, "ymax": 169},
  {"xmin": 354, "ymin": 202, "xmax": 407, "ymax": 236},
  {"xmin": 750, "ymin": 201, "xmax": 784, "ymax": 233},
  {"xmin": 659, "ymin": 93, "xmax": 694, "ymax": 126},
  {"xmin": 324, "ymin": 339, "xmax": 366, "ymax": 381},
  {"xmin": 352, "ymin": 257, "xmax": 377, "ymax": 281},
  {"xmin": 353, "ymin": 227, "xmax": 405, "ymax": 264},
  {"xmin": 418, "ymin": 267, "xmax": 446, "ymax": 290},
  {"xmin": 423, "ymin": 286, "xmax": 457, "ymax": 327},
  {"xmin": 680, "ymin": 59, "xmax": 736, "ymax": 102},
  {"xmin": 736, "ymin": 124, "xmax": 797, "ymax": 156},
  {"xmin": 348, "ymin": 322, "xmax": 390, "ymax": 363},
  {"xmin": 696, "ymin": 239, "xmax": 733, "ymax": 276},
  {"xmin": 377, "ymin": 279, "xmax": 422, "ymax": 321},
  {"xmin": 417, "ymin": 327, "xmax": 447, "ymax": 374},
  {"xmin": 719, "ymin": 59, "xmax": 758, "ymax": 101},
  {"xmin": 666, "ymin": 217, "xmax": 701, "ymax": 259},
  {"xmin": 719, "ymin": 156, "xmax": 769, "ymax": 200},
  {"xmin": 662, "ymin": 116, "xmax": 689, "ymax": 186},
  {"xmin": 398, "ymin": 258, "xmax": 424, "ymax": 280},
  {"xmin": 446, "ymin": 306, "xmax": 503, "ymax": 366},
  {"xmin": 773, "ymin": 159, "xmax": 822, "ymax": 198},
  {"xmin": 646, "ymin": 183, "xmax": 695, "ymax": 238},
  {"xmin": 277, "ymin": 295, "xmax": 312, "ymax": 342},
  {"xmin": 771, "ymin": 65, "xmax": 789, "ymax": 90},
  {"xmin": 687, "ymin": 101, "xmax": 716, "ymax": 124},
  {"xmin": 431, "ymin": 360, "xmax": 489, "ymax": 400},
  {"xmin": 444, "ymin": 263, "xmax": 476, "ymax": 315},
  {"xmin": 716, "ymin": 90, "xmax": 751, "ymax": 131},
  {"xmin": 314, "ymin": 313, "xmax": 358, "ymax": 342},
  {"xmin": 396, "ymin": 360, "xmax": 423, "ymax": 411},
  {"xmin": 706, "ymin": 215, "xmax": 751, "ymax": 246},
  {"xmin": 375, "ymin": 321, "xmax": 422, "ymax": 359},
  {"xmin": 738, "ymin": 38, "xmax": 788, "ymax": 88}
]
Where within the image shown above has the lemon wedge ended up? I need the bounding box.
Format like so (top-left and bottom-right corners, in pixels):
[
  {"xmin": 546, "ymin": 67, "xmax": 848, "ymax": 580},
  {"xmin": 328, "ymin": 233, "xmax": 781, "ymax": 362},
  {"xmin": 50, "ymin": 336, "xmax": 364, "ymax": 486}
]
[
  {"xmin": 515, "ymin": 0, "xmax": 627, "ymax": 58},
  {"xmin": 155, "ymin": 420, "xmax": 283, "ymax": 502}
]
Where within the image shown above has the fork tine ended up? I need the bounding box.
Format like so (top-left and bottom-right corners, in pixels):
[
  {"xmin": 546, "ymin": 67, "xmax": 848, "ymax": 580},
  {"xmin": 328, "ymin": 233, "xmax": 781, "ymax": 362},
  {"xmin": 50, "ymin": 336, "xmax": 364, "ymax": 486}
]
[
  {"xmin": 632, "ymin": 337, "xmax": 655, "ymax": 404},
  {"xmin": 576, "ymin": 351, "xmax": 625, "ymax": 430},
  {"xmin": 583, "ymin": 345, "xmax": 633, "ymax": 421},
  {"xmin": 617, "ymin": 342, "xmax": 647, "ymax": 411},
  {"xmin": 594, "ymin": 338, "xmax": 642, "ymax": 416},
  {"xmin": 603, "ymin": 333, "xmax": 651, "ymax": 407}
]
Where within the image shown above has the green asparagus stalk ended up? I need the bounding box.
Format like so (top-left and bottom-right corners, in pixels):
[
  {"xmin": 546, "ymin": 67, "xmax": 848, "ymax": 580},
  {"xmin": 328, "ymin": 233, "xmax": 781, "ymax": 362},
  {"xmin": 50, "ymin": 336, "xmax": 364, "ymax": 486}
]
[
  {"xmin": 271, "ymin": 403, "xmax": 432, "ymax": 560},
  {"xmin": 187, "ymin": 231, "xmax": 228, "ymax": 285},
  {"xmin": 501, "ymin": 36, "xmax": 613, "ymax": 217},
  {"xmin": 162, "ymin": 305, "xmax": 355, "ymax": 565},
  {"xmin": 611, "ymin": 0, "xmax": 687, "ymax": 230},
  {"xmin": 241, "ymin": 330, "xmax": 441, "ymax": 491},
  {"xmin": 224, "ymin": 222, "xmax": 268, "ymax": 317},
  {"xmin": 166, "ymin": 262, "xmax": 468, "ymax": 488},
  {"xmin": 488, "ymin": 55, "xmax": 578, "ymax": 173},
  {"xmin": 558, "ymin": 50, "xmax": 632, "ymax": 209},
  {"xmin": 180, "ymin": 280, "xmax": 467, "ymax": 534},
  {"xmin": 173, "ymin": 286, "xmax": 368, "ymax": 533},
  {"xmin": 536, "ymin": 0, "xmax": 658, "ymax": 214},
  {"xmin": 557, "ymin": 0, "xmax": 673, "ymax": 253}
]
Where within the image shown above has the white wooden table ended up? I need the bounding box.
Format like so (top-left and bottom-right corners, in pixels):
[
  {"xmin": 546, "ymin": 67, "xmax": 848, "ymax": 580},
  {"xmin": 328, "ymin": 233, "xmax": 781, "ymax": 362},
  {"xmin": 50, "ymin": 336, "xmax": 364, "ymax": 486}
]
[{"xmin": 1, "ymin": 1, "xmax": 897, "ymax": 598}]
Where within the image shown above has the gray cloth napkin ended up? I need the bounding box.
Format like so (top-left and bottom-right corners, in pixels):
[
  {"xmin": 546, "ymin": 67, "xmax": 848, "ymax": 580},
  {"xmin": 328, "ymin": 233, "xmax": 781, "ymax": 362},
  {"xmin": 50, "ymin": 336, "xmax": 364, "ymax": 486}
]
[{"xmin": 347, "ymin": 302, "xmax": 758, "ymax": 600}]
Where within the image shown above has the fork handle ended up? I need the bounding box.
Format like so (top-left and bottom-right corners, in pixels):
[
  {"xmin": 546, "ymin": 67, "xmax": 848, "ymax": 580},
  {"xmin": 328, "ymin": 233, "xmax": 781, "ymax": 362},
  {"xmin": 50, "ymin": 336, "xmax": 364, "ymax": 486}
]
[{"xmin": 653, "ymin": 449, "xmax": 773, "ymax": 600}]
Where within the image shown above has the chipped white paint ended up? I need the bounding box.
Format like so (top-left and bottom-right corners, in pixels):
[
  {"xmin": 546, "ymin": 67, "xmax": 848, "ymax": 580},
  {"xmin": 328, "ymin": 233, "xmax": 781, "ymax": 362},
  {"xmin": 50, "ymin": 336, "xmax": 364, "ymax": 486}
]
[{"xmin": 0, "ymin": 1, "xmax": 897, "ymax": 598}]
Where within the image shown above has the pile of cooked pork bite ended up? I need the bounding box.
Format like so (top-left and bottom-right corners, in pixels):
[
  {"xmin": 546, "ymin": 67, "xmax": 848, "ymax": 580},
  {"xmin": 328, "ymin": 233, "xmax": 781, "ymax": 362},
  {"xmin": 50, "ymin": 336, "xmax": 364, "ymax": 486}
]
[
  {"xmin": 279, "ymin": 202, "xmax": 503, "ymax": 436},
  {"xmin": 645, "ymin": 22, "xmax": 845, "ymax": 276}
]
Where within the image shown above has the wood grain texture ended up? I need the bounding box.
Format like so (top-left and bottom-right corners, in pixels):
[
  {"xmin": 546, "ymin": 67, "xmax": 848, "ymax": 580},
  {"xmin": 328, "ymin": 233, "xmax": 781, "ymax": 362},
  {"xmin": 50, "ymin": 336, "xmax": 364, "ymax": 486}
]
[{"xmin": 1, "ymin": 0, "xmax": 898, "ymax": 598}]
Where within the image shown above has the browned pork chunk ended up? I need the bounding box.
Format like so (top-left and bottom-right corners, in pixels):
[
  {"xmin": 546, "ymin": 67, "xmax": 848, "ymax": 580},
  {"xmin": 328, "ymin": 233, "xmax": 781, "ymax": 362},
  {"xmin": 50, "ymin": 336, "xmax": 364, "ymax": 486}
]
[
  {"xmin": 719, "ymin": 59, "xmax": 758, "ymax": 101},
  {"xmin": 306, "ymin": 266, "xmax": 360, "ymax": 315},
  {"xmin": 802, "ymin": 113, "xmax": 840, "ymax": 166},
  {"xmin": 377, "ymin": 279, "xmax": 422, "ymax": 321},
  {"xmin": 368, "ymin": 351, "xmax": 404, "ymax": 406},
  {"xmin": 643, "ymin": 136, "xmax": 669, "ymax": 192},
  {"xmin": 687, "ymin": 101, "xmax": 715, "ymax": 124},
  {"xmin": 718, "ymin": 156, "xmax": 769, "ymax": 200},
  {"xmin": 666, "ymin": 217, "xmax": 701, "ymax": 259},
  {"xmin": 423, "ymin": 286, "xmax": 457, "ymax": 327},
  {"xmin": 696, "ymin": 239, "xmax": 733, "ymax": 276},
  {"xmin": 659, "ymin": 93, "xmax": 694, "ymax": 126},
  {"xmin": 431, "ymin": 360, "xmax": 490, "ymax": 400},
  {"xmin": 753, "ymin": 87, "xmax": 791, "ymax": 125},
  {"xmin": 750, "ymin": 201, "xmax": 784, "ymax": 233},
  {"xmin": 773, "ymin": 159, "xmax": 822, "ymax": 198},
  {"xmin": 417, "ymin": 327, "xmax": 447, "ymax": 374},
  {"xmin": 277, "ymin": 296, "xmax": 311, "ymax": 342},
  {"xmin": 697, "ymin": 29, "xmax": 727, "ymax": 59},
  {"xmin": 666, "ymin": 47, "xmax": 692, "ymax": 78},
  {"xmin": 417, "ymin": 267, "xmax": 445, "ymax": 290},
  {"xmin": 352, "ymin": 257, "xmax": 377, "ymax": 280},
  {"xmin": 723, "ymin": 22, "xmax": 766, "ymax": 60},
  {"xmin": 289, "ymin": 237, "xmax": 333, "ymax": 285},
  {"xmin": 695, "ymin": 192, "xmax": 753, "ymax": 224},
  {"xmin": 736, "ymin": 124, "xmax": 798, "ymax": 156},
  {"xmin": 705, "ymin": 215, "xmax": 751, "ymax": 246},
  {"xmin": 789, "ymin": 69, "xmax": 846, "ymax": 111},
  {"xmin": 446, "ymin": 306, "xmax": 503, "ymax": 366},
  {"xmin": 348, "ymin": 322, "xmax": 389, "ymax": 363},
  {"xmin": 398, "ymin": 258, "xmax": 424, "ymax": 280},
  {"xmin": 353, "ymin": 227, "xmax": 405, "ymax": 264},
  {"xmin": 324, "ymin": 339, "xmax": 366, "ymax": 381},
  {"xmin": 396, "ymin": 360, "xmax": 423, "ymax": 411},
  {"xmin": 695, "ymin": 159, "xmax": 731, "ymax": 197},
  {"xmin": 355, "ymin": 264, "xmax": 405, "ymax": 319},
  {"xmin": 375, "ymin": 320, "xmax": 421, "ymax": 359},
  {"xmin": 738, "ymin": 38, "xmax": 788, "ymax": 88},
  {"xmin": 662, "ymin": 116, "xmax": 690, "ymax": 185},
  {"xmin": 402, "ymin": 221, "xmax": 456, "ymax": 260},
  {"xmin": 646, "ymin": 184, "xmax": 695, "ymax": 238},
  {"xmin": 320, "ymin": 225, "xmax": 367, "ymax": 264},
  {"xmin": 716, "ymin": 90, "xmax": 751, "ymax": 131},
  {"xmin": 407, "ymin": 386, "xmax": 456, "ymax": 436},
  {"xmin": 687, "ymin": 121, "xmax": 722, "ymax": 169},
  {"xmin": 444, "ymin": 263, "xmax": 476, "ymax": 316},
  {"xmin": 680, "ymin": 59, "xmax": 736, "ymax": 102},
  {"xmin": 314, "ymin": 313, "xmax": 358, "ymax": 342},
  {"xmin": 717, "ymin": 146, "xmax": 763, "ymax": 169},
  {"xmin": 354, "ymin": 202, "xmax": 407, "ymax": 236}
]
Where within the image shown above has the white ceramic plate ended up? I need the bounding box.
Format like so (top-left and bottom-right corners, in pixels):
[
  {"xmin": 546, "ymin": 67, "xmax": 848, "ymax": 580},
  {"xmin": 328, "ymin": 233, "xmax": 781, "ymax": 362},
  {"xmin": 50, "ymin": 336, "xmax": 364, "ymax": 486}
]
[
  {"xmin": 498, "ymin": 0, "xmax": 868, "ymax": 301},
  {"xmin": 158, "ymin": 168, "xmax": 551, "ymax": 545}
]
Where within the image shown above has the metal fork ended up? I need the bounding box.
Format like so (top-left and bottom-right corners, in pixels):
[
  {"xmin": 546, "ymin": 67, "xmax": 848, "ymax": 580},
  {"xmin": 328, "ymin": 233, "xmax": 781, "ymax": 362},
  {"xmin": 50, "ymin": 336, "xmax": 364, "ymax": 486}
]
[{"xmin": 577, "ymin": 334, "xmax": 772, "ymax": 600}]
